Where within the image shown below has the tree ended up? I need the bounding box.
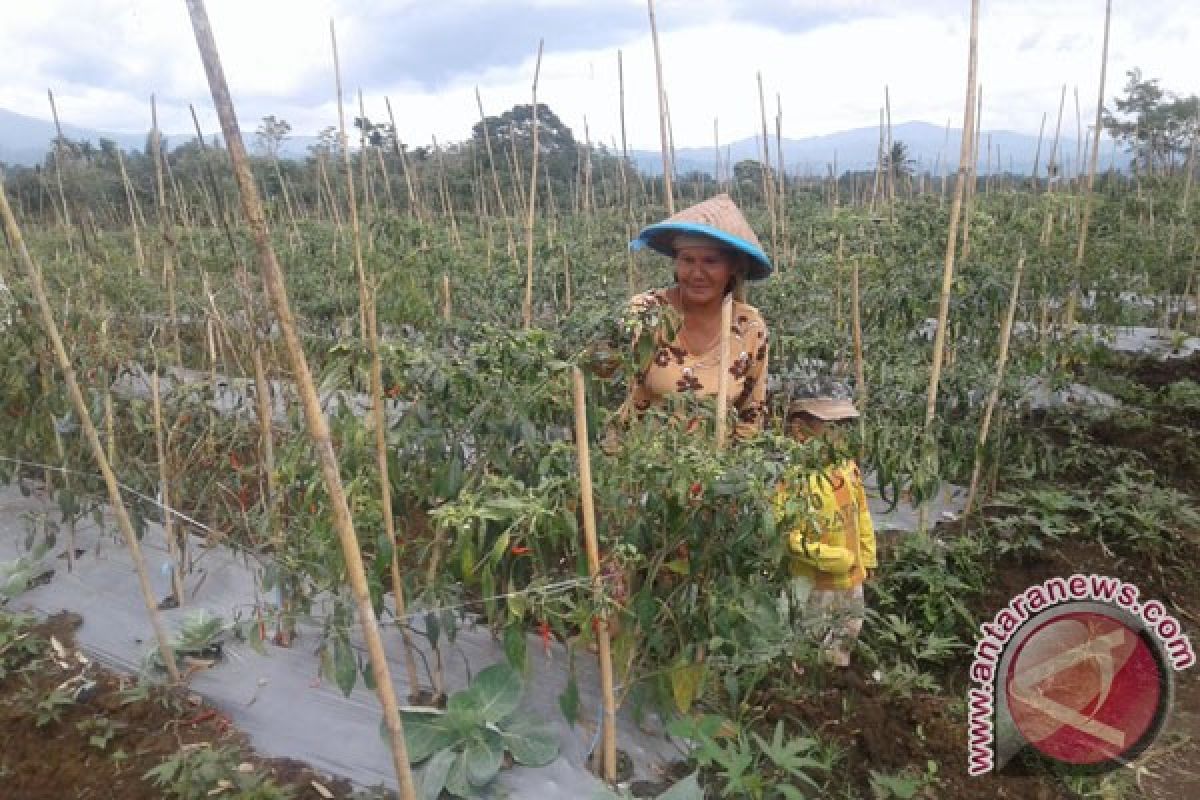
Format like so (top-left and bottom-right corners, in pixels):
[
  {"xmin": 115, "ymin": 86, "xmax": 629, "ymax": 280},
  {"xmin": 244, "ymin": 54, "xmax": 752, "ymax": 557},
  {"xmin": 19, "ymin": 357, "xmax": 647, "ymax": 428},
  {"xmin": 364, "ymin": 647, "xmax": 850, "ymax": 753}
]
[
  {"xmin": 255, "ymin": 115, "xmax": 292, "ymax": 160},
  {"xmin": 883, "ymin": 141, "xmax": 914, "ymax": 181},
  {"xmin": 1103, "ymin": 69, "xmax": 1199, "ymax": 176},
  {"xmin": 470, "ymin": 103, "xmax": 576, "ymax": 160}
]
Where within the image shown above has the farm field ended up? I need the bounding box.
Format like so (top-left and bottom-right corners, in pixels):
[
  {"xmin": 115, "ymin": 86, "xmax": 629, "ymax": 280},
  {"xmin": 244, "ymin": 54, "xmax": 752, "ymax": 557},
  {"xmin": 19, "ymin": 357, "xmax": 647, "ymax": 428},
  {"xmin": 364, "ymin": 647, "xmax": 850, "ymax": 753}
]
[{"xmin": 3, "ymin": 4, "xmax": 1200, "ymax": 797}]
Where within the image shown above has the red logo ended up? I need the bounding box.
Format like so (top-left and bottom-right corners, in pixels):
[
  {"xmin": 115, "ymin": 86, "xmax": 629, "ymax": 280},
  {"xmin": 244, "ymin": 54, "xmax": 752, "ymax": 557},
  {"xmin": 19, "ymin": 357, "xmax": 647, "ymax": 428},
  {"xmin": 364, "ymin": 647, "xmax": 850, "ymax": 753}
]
[{"xmin": 1004, "ymin": 609, "xmax": 1169, "ymax": 766}]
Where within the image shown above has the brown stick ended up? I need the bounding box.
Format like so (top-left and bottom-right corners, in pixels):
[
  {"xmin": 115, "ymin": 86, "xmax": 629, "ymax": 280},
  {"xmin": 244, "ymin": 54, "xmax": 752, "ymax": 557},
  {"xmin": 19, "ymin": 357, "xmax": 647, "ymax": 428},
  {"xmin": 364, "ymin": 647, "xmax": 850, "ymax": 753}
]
[
  {"xmin": 571, "ymin": 368, "xmax": 617, "ymax": 784},
  {"xmin": 919, "ymin": 0, "xmax": 979, "ymax": 531},
  {"xmin": 962, "ymin": 253, "xmax": 1025, "ymax": 523},
  {"xmin": 522, "ymin": 40, "xmax": 544, "ymax": 329},
  {"xmin": 714, "ymin": 294, "xmax": 734, "ymax": 449},
  {"xmin": 331, "ymin": 19, "xmax": 424, "ymax": 702},
  {"xmin": 184, "ymin": 4, "xmax": 417, "ymax": 797},
  {"xmin": 151, "ymin": 367, "xmax": 187, "ymax": 607},
  {"xmin": 1064, "ymin": 0, "xmax": 1112, "ymax": 327},
  {"xmin": 0, "ymin": 176, "xmax": 181, "ymax": 683},
  {"xmin": 476, "ymin": 87, "xmax": 517, "ymax": 258},
  {"xmin": 647, "ymin": 0, "xmax": 674, "ymax": 213}
]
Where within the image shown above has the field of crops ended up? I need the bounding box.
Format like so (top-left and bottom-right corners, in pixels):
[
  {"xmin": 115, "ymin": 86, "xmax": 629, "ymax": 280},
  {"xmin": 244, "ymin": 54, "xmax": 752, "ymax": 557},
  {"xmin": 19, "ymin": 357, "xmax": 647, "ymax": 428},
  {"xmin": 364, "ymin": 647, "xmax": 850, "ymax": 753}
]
[{"xmin": 3, "ymin": 6, "xmax": 1200, "ymax": 799}]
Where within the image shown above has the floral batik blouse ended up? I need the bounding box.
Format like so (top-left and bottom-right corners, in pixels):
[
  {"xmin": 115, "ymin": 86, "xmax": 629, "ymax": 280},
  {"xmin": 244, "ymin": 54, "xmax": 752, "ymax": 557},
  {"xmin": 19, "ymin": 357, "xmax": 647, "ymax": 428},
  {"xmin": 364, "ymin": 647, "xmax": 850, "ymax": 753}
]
[{"xmin": 627, "ymin": 288, "xmax": 769, "ymax": 439}]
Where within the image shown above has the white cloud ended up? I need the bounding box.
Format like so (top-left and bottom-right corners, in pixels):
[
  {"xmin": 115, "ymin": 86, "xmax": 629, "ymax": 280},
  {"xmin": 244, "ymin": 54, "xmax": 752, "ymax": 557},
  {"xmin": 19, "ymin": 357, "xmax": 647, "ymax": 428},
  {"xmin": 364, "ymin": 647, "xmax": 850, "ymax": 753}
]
[{"xmin": 0, "ymin": 0, "xmax": 1194, "ymax": 151}]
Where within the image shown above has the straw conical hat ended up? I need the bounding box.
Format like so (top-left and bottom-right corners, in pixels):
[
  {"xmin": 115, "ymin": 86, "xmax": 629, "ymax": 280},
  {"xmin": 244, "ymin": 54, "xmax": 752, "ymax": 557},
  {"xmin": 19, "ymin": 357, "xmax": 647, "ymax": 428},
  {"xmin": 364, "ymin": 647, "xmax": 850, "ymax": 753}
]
[{"xmin": 631, "ymin": 193, "xmax": 772, "ymax": 280}]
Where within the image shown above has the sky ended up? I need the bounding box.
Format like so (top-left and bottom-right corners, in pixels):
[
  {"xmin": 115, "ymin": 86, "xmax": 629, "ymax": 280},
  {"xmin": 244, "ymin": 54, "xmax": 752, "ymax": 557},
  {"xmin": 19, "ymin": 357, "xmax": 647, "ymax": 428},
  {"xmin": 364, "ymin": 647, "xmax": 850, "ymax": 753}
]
[{"xmin": 0, "ymin": 0, "xmax": 1195, "ymax": 151}]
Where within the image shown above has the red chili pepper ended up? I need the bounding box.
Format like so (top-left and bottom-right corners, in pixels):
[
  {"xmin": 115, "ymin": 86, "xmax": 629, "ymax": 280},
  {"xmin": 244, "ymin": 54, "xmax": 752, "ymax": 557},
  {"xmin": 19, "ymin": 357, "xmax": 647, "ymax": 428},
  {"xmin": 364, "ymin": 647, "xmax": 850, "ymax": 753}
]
[
  {"xmin": 538, "ymin": 620, "xmax": 551, "ymax": 655},
  {"xmin": 510, "ymin": 545, "xmax": 531, "ymax": 556},
  {"xmin": 230, "ymin": 452, "xmax": 241, "ymax": 470},
  {"xmin": 689, "ymin": 482, "xmax": 703, "ymax": 497}
]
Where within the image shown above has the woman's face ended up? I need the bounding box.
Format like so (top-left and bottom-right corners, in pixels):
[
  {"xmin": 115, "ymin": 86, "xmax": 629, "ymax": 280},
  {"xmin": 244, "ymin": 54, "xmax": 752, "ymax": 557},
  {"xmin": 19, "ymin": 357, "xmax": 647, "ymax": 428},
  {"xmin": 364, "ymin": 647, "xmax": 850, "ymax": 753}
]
[{"xmin": 675, "ymin": 246, "xmax": 735, "ymax": 308}]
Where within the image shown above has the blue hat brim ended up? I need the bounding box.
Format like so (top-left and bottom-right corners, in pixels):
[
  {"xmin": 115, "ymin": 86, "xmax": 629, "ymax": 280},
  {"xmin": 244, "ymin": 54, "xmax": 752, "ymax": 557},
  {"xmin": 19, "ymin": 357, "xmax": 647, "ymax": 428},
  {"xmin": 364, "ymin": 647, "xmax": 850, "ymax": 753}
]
[{"xmin": 630, "ymin": 222, "xmax": 773, "ymax": 281}]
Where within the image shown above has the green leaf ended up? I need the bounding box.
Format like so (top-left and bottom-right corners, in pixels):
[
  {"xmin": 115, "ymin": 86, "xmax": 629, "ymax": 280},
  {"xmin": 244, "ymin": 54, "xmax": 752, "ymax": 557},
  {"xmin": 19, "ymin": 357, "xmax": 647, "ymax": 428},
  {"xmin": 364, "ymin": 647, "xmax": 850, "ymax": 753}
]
[
  {"xmin": 444, "ymin": 750, "xmax": 472, "ymax": 798},
  {"xmin": 501, "ymin": 714, "xmax": 559, "ymax": 767},
  {"xmin": 557, "ymin": 673, "xmax": 580, "ymax": 727},
  {"xmin": 464, "ymin": 728, "xmax": 504, "ymax": 787},
  {"xmin": 399, "ymin": 711, "xmax": 457, "ymax": 763},
  {"xmin": 419, "ymin": 748, "xmax": 456, "ymax": 800},
  {"xmin": 333, "ymin": 635, "xmax": 357, "ymax": 697},
  {"xmin": 425, "ymin": 611, "xmax": 440, "ymax": 649},
  {"xmin": 503, "ymin": 622, "xmax": 527, "ymax": 672},
  {"xmin": 471, "ymin": 663, "xmax": 522, "ymax": 724}
]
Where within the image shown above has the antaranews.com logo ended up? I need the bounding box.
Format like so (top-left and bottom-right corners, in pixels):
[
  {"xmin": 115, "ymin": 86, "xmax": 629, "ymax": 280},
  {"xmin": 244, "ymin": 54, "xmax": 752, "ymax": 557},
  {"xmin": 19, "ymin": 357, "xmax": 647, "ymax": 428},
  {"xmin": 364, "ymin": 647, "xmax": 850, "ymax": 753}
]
[{"xmin": 968, "ymin": 574, "xmax": 1195, "ymax": 776}]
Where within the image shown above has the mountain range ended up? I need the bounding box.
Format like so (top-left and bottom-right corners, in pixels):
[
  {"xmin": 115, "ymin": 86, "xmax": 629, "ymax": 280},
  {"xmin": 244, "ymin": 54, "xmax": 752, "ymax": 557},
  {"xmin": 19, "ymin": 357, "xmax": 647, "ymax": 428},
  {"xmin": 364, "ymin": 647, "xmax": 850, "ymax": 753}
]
[{"xmin": 2, "ymin": 107, "xmax": 1123, "ymax": 177}]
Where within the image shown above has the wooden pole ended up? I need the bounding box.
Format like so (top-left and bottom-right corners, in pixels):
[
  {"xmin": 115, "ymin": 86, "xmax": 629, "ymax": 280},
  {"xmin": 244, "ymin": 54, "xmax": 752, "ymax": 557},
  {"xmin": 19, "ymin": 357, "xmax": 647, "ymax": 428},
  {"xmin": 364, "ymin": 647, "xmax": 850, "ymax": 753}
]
[
  {"xmin": 714, "ymin": 294, "xmax": 734, "ymax": 449},
  {"xmin": 757, "ymin": 72, "xmax": 778, "ymax": 256},
  {"xmin": 331, "ymin": 19, "xmax": 424, "ymax": 701},
  {"xmin": 918, "ymin": 0, "xmax": 979, "ymax": 531},
  {"xmin": 571, "ymin": 368, "xmax": 617, "ymax": 784},
  {"xmin": 647, "ymin": 0, "xmax": 674, "ymax": 213},
  {"xmin": 962, "ymin": 253, "xmax": 1025, "ymax": 523},
  {"xmin": 151, "ymin": 367, "xmax": 187, "ymax": 607},
  {"xmin": 0, "ymin": 177, "xmax": 181, "ymax": 683},
  {"xmin": 1031, "ymin": 111, "xmax": 1046, "ymax": 191},
  {"xmin": 1064, "ymin": 0, "xmax": 1112, "ymax": 327},
  {"xmin": 150, "ymin": 95, "xmax": 183, "ymax": 367},
  {"xmin": 476, "ymin": 87, "xmax": 517, "ymax": 258},
  {"xmin": 522, "ymin": 40, "xmax": 544, "ymax": 329},
  {"xmin": 851, "ymin": 255, "xmax": 866, "ymax": 410},
  {"xmin": 1047, "ymin": 85, "xmax": 1067, "ymax": 192},
  {"xmin": 45, "ymin": 89, "xmax": 72, "ymax": 229},
  {"xmin": 384, "ymin": 97, "xmax": 425, "ymax": 226},
  {"xmin": 184, "ymin": 5, "xmax": 418, "ymax": 797}
]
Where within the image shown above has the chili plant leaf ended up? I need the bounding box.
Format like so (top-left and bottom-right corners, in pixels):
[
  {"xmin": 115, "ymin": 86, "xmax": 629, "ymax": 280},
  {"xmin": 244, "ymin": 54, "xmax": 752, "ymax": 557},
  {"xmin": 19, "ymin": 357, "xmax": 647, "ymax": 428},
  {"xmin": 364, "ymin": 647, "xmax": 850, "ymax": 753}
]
[
  {"xmin": 332, "ymin": 635, "xmax": 357, "ymax": 697},
  {"xmin": 557, "ymin": 672, "xmax": 580, "ymax": 727},
  {"xmin": 444, "ymin": 750, "xmax": 472, "ymax": 798}
]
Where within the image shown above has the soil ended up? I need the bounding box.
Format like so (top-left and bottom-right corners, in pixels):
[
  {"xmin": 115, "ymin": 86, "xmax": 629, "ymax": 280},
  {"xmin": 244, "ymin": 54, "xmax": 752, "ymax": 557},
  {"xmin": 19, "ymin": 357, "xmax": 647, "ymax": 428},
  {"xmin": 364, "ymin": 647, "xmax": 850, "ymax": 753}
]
[{"xmin": 0, "ymin": 612, "xmax": 364, "ymax": 800}]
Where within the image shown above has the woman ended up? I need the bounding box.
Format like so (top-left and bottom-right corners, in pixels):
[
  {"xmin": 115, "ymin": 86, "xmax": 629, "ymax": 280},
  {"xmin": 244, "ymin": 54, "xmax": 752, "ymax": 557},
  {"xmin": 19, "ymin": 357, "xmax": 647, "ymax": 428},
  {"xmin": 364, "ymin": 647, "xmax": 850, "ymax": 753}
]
[{"xmin": 626, "ymin": 194, "xmax": 772, "ymax": 440}]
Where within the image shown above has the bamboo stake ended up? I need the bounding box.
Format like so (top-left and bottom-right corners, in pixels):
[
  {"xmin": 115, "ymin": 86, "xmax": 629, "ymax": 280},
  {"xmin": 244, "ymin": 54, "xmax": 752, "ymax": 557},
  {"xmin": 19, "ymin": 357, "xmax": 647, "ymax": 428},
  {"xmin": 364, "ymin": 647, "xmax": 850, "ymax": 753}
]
[
  {"xmin": 1064, "ymin": 0, "xmax": 1112, "ymax": 327},
  {"xmin": 962, "ymin": 253, "xmax": 1025, "ymax": 523},
  {"xmin": 617, "ymin": 51, "xmax": 635, "ymax": 211},
  {"xmin": 46, "ymin": 89, "xmax": 72, "ymax": 229},
  {"xmin": 0, "ymin": 176, "xmax": 181, "ymax": 683},
  {"xmin": 1031, "ymin": 111, "xmax": 1046, "ymax": 191},
  {"xmin": 1182, "ymin": 118, "xmax": 1197, "ymax": 217},
  {"xmin": 476, "ymin": 87, "xmax": 517, "ymax": 258},
  {"xmin": 115, "ymin": 147, "xmax": 147, "ymax": 273},
  {"xmin": 384, "ymin": 97, "xmax": 425, "ymax": 229},
  {"xmin": 757, "ymin": 73, "xmax": 778, "ymax": 256},
  {"xmin": 885, "ymin": 86, "xmax": 896, "ymax": 219},
  {"xmin": 961, "ymin": 86, "xmax": 982, "ymax": 258},
  {"xmin": 571, "ymin": 367, "xmax": 617, "ymax": 784},
  {"xmin": 647, "ymin": 0, "xmax": 674, "ymax": 213},
  {"xmin": 442, "ymin": 273, "xmax": 452, "ymax": 320},
  {"xmin": 184, "ymin": 5, "xmax": 417, "ymax": 797},
  {"xmin": 714, "ymin": 294, "xmax": 734, "ymax": 450},
  {"xmin": 1075, "ymin": 86, "xmax": 1084, "ymax": 187},
  {"xmin": 331, "ymin": 19, "xmax": 423, "ymax": 700},
  {"xmin": 918, "ymin": 0, "xmax": 979, "ymax": 532},
  {"xmin": 522, "ymin": 40, "xmax": 544, "ymax": 330},
  {"xmin": 150, "ymin": 95, "xmax": 183, "ymax": 367},
  {"xmin": 151, "ymin": 367, "xmax": 187, "ymax": 607},
  {"xmin": 1046, "ymin": 85, "xmax": 1066, "ymax": 192},
  {"xmin": 851, "ymin": 254, "xmax": 866, "ymax": 410}
]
